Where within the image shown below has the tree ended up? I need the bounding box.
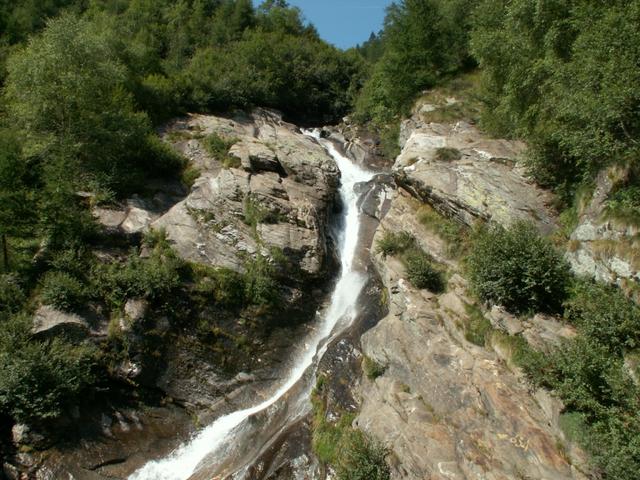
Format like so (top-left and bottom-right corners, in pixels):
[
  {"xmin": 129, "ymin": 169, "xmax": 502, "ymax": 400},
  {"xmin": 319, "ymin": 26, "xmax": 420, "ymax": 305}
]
[
  {"xmin": 354, "ymin": 0, "xmax": 476, "ymax": 125},
  {"xmin": 4, "ymin": 12, "xmax": 151, "ymax": 195},
  {"xmin": 0, "ymin": 129, "xmax": 34, "ymax": 271},
  {"xmin": 470, "ymin": 0, "xmax": 640, "ymax": 197}
]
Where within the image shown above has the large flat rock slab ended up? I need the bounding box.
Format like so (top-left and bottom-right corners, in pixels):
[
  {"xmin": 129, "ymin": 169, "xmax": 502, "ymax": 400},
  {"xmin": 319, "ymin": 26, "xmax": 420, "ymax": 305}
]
[{"xmin": 395, "ymin": 120, "xmax": 558, "ymax": 234}]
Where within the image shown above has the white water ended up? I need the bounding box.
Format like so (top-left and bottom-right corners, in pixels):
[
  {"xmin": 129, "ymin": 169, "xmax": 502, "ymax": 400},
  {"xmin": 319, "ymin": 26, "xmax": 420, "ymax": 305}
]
[{"xmin": 129, "ymin": 132, "xmax": 375, "ymax": 480}]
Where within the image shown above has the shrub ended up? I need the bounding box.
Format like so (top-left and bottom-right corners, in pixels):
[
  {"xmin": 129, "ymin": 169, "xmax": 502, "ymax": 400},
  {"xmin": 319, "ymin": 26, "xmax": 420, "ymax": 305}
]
[
  {"xmin": 466, "ymin": 221, "xmax": 570, "ymax": 314},
  {"xmin": 336, "ymin": 431, "xmax": 390, "ymax": 480},
  {"xmin": 0, "ymin": 314, "xmax": 95, "ymax": 422},
  {"xmin": 463, "ymin": 303, "xmax": 493, "ymax": 346},
  {"xmin": 244, "ymin": 255, "xmax": 279, "ymax": 306},
  {"xmin": 311, "ymin": 378, "xmax": 390, "ymax": 480},
  {"xmin": 402, "ymin": 248, "xmax": 445, "ymax": 292},
  {"xmin": 375, "ymin": 231, "xmax": 415, "ymax": 258},
  {"xmin": 434, "ymin": 147, "xmax": 462, "ymax": 162},
  {"xmin": 243, "ymin": 195, "xmax": 279, "ymax": 228},
  {"xmin": 40, "ymin": 271, "xmax": 87, "ymax": 312},
  {"xmin": 191, "ymin": 264, "xmax": 246, "ymax": 308},
  {"xmin": 565, "ymin": 280, "xmax": 640, "ymax": 353},
  {"xmin": 0, "ymin": 274, "xmax": 25, "ymax": 315},
  {"xmin": 94, "ymin": 247, "xmax": 183, "ymax": 307},
  {"xmin": 48, "ymin": 247, "xmax": 91, "ymax": 277},
  {"xmin": 363, "ymin": 356, "xmax": 386, "ymax": 380},
  {"xmin": 202, "ymin": 133, "xmax": 238, "ymax": 168}
]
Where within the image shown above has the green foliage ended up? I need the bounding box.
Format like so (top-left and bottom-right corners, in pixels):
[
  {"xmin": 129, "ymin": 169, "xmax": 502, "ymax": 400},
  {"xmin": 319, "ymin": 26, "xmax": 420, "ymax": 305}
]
[
  {"xmin": 565, "ymin": 280, "xmax": 640, "ymax": 353},
  {"xmin": 0, "ymin": 314, "xmax": 95, "ymax": 423},
  {"xmin": 463, "ymin": 303, "xmax": 492, "ymax": 346},
  {"xmin": 375, "ymin": 230, "xmax": 444, "ymax": 291},
  {"xmin": 0, "ymin": 274, "xmax": 26, "ymax": 315},
  {"xmin": 401, "ymin": 248, "xmax": 445, "ymax": 292},
  {"xmin": 604, "ymin": 181, "xmax": 640, "ymax": 227},
  {"xmin": 243, "ymin": 254, "xmax": 279, "ymax": 306},
  {"xmin": 183, "ymin": 29, "xmax": 363, "ymax": 123},
  {"xmin": 416, "ymin": 205, "xmax": 468, "ymax": 258},
  {"xmin": 335, "ymin": 430, "xmax": 391, "ymax": 480},
  {"xmin": 511, "ymin": 278, "xmax": 640, "ymax": 480},
  {"xmin": 243, "ymin": 195, "xmax": 281, "ymax": 228},
  {"xmin": 93, "ymin": 245, "xmax": 183, "ymax": 308},
  {"xmin": 354, "ymin": 0, "xmax": 476, "ymax": 126},
  {"xmin": 311, "ymin": 379, "xmax": 390, "ymax": 480},
  {"xmin": 5, "ymin": 13, "xmax": 152, "ymax": 195},
  {"xmin": 375, "ymin": 231, "xmax": 415, "ymax": 258},
  {"xmin": 40, "ymin": 271, "xmax": 87, "ymax": 312},
  {"xmin": 470, "ymin": 0, "xmax": 640, "ymax": 198},
  {"xmin": 435, "ymin": 147, "xmax": 462, "ymax": 162},
  {"xmin": 190, "ymin": 264, "xmax": 246, "ymax": 309},
  {"xmin": 467, "ymin": 221, "xmax": 570, "ymax": 314},
  {"xmin": 202, "ymin": 133, "xmax": 238, "ymax": 167},
  {"xmin": 362, "ymin": 356, "xmax": 386, "ymax": 380}
]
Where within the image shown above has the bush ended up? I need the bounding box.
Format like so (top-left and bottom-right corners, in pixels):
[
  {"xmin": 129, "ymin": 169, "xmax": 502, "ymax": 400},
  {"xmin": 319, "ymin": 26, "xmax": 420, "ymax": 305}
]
[
  {"xmin": 463, "ymin": 303, "xmax": 493, "ymax": 346},
  {"xmin": 363, "ymin": 356, "xmax": 386, "ymax": 380},
  {"xmin": 244, "ymin": 255, "xmax": 279, "ymax": 306},
  {"xmin": 191, "ymin": 264, "xmax": 246, "ymax": 308},
  {"xmin": 0, "ymin": 274, "xmax": 25, "ymax": 315},
  {"xmin": 0, "ymin": 314, "xmax": 95, "ymax": 422},
  {"xmin": 434, "ymin": 147, "xmax": 462, "ymax": 162},
  {"xmin": 311, "ymin": 378, "xmax": 390, "ymax": 480},
  {"xmin": 94, "ymin": 247, "xmax": 183, "ymax": 308},
  {"xmin": 467, "ymin": 221, "xmax": 570, "ymax": 314},
  {"xmin": 40, "ymin": 271, "xmax": 87, "ymax": 312},
  {"xmin": 336, "ymin": 430, "xmax": 390, "ymax": 480},
  {"xmin": 565, "ymin": 280, "xmax": 640, "ymax": 353},
  {"xmin": 375, "ymin": 231, "xmax": 415, "ymax": 258},
  {"xmin": 402, "ymin": 248, "xmax": 445, "ymax": 292},
  {"xmin": 202, "ymin": 133, "xmax": 238, "ymax": 167}
]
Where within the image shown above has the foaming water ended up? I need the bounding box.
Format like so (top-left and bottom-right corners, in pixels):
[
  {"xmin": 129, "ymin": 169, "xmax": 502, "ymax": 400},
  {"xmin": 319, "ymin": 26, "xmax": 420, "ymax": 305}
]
[{"xmin": 129, "ymin": 131, "xmax": 374, "ymax": 480}]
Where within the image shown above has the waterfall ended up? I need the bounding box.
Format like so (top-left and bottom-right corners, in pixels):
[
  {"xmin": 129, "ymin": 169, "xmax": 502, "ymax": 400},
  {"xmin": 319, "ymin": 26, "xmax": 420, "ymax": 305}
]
[{"xmin": 129, "ymin": 131, "xmax": 374, "ymax": 480}]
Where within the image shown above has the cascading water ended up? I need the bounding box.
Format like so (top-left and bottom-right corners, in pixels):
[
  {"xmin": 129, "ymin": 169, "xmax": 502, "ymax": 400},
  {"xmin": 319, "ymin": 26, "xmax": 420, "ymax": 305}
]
[{"xmin": 129, "ymin": 131, "xmax": 374, "ymax": 480}]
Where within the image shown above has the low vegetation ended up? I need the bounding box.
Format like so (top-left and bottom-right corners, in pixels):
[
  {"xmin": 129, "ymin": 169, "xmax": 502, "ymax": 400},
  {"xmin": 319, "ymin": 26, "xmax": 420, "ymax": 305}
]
[
  {"xmin": 203, "ymin": 133, "xmax": 240, "ymax": 169},
  {"xmin": 312, "ymin": 376, "xmax": 390, "ymax": 480},
  {"xmin": 466, "ymin": 221, "xmax": 570, "ymax": 314},
  {"xmin": 376, "ymin": 231, "xmax": 445, "ymax": 292},
  {"xmin": 465, "ymin": 225, "xmax": 640, "ymax": 479}
]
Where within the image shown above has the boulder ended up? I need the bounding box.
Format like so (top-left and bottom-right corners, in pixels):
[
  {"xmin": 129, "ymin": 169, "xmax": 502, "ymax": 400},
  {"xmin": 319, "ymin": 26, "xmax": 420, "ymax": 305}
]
[
  {"xmin": 11, "ymin": 424, "xmax": 46, "ymax": 449},
  {"xmin": 156, "ymin": 110, "xmax": 339, "ymax": 278},
  {"xmin": 32, "ymin": 305, "xmax": 90, "ymax": 339},
  {"xmin": 124, "ymin": 298, "xmax": 148, "ymax": 323}
]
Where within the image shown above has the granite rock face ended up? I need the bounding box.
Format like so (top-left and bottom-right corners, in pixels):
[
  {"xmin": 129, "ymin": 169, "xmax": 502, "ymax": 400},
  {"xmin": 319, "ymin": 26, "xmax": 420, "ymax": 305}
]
[
  {"xmin": 394, "ymin": 109, "xmax": 558, "ymax": 234},
  {"xmin": 566, "ymin": 168, "xmax": 640, "ymax": 298},
  {"xmin": 154, "ymin": 109, "xmax": 339, "ymax": 277},
  {"xmin": 356, "ymin": 189, "xmax": 588, "ymax": 480}
]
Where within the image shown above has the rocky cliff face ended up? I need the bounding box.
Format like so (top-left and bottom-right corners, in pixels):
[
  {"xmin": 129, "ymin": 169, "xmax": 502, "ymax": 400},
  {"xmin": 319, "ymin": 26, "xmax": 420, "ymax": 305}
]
[
  {"xmin": 394, "ymin": 113, "xmax": 558, "ymax": 234},
  {"xmin": 9, "ymin": 110, "xmax": 343, "ymax": 480},
  {"xmin": 356, "ymin": 189, "xmax": 588, "ymax": 480},
  {"xmin": 155, "ymin": 109, "xmax": 339, "ymax": 277},
  {"xmin": 566, "ymin": 168, "xmax": 640, "ymax": 300},
  {"xmin": 324, "ymin": 99, "xmax": 593, "ymax": 480}
]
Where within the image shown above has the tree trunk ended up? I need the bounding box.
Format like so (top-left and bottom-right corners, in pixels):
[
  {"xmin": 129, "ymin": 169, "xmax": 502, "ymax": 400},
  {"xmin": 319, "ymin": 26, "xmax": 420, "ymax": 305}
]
[{"xmin": 2, "ymin": 234, "xmax": 8, "ymax": 271}]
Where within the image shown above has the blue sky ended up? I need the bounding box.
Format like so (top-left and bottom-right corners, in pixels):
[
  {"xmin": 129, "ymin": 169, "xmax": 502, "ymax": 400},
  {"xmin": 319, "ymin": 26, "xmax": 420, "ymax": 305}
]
[{"xmin": 254, "ymin": 1, "xmax": 394, "ymax": 50}]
